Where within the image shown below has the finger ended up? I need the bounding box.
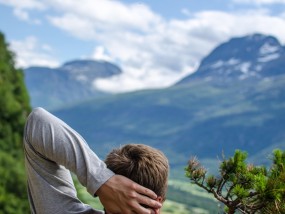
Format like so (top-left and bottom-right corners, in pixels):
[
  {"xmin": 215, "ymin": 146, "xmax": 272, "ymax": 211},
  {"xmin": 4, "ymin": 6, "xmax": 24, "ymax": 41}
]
[
  {"xmin": 131, "ymin": 206, "xmax": 154, "ymax": 214},
  {"xmin": 134, "ymin": 183, "xmax": 157, "ymax": 199},
  {"xmin": 144, "ymin": 209, "xmax": 156, "ymax": 214},
  {"xmin": 136, "ymin": 194, "xmax": 162, "ymax": 209}
]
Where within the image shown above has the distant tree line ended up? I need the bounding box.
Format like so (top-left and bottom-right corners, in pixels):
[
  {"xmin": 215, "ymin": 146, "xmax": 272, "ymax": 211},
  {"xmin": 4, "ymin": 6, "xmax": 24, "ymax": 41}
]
[
  {"xmin": 186, "ymin": 149, "xmax": 285, "ymax": 214},
  {"xmin": 0, "ymin": 32, "xmax": 31, "ymax": 213}
]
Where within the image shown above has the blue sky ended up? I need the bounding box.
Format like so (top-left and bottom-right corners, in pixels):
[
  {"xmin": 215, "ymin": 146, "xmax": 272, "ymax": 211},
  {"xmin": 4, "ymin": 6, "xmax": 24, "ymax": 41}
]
[{"xmin": 1, "ymin": 0, "xmax": 285, "ymax": 92}]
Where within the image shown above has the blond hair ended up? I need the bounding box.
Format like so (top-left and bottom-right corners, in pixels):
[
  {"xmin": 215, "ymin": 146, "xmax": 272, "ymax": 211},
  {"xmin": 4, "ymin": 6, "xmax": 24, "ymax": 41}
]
[{"xmin": 105, "ymin": 144, "xmax": 169, "ymax": 199}]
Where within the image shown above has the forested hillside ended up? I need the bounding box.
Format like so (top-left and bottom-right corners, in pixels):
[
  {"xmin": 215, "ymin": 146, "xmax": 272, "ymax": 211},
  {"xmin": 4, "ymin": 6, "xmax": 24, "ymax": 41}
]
[{"xmin": 0, "ymin": 32, "xmax": 31, "ymax": 213}]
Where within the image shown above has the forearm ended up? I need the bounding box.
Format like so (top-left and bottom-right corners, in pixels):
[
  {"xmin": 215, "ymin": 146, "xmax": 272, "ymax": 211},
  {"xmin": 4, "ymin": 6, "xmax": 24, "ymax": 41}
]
[{"xmin": 24, "ymin": 107, "xmax": 114, "ymax": 195}]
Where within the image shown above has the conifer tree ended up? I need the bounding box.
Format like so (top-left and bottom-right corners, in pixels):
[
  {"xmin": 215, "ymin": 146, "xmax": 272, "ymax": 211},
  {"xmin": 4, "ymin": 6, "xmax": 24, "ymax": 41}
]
[
  {"xmin": 0, "ymin": 32, "xmax": 31, "ymax": 213},
  {"xmin": 185, "ymin": 149, "xmax": 285, "ymax": 214}
]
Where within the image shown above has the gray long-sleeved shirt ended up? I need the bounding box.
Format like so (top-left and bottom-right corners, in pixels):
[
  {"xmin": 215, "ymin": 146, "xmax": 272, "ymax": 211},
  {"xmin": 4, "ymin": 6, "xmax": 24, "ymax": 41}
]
[{"xmin": 23, "ymin": 107, "xmax": 114, "ymax": 214}]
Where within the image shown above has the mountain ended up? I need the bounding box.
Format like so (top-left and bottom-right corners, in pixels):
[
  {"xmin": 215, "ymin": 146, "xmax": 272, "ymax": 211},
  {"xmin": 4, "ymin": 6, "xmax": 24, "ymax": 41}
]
[
  {"xmin": 24, "ymin": 60, "xmax": 122, "ymax": 109},
  {"xmin": 51, "ymin": 34, "xmax": 285, "ymax": 172},
  {"xmin": 52, "ymin": 75, "xmax": 285, "ymax": 168},
  {"xmin": 177, "ymin": 34, "xmax": 285, "ymax": 84}
]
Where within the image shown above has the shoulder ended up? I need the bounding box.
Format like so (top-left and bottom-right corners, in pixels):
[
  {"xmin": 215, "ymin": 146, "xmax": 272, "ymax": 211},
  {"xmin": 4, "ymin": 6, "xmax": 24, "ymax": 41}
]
[
  {"xmin": 31, "ymin": 107, "xmax": 48, "ymax": 115},
  {"xmin": 27, "ymin": 107, "xmax": 54, "ymax": 123}
]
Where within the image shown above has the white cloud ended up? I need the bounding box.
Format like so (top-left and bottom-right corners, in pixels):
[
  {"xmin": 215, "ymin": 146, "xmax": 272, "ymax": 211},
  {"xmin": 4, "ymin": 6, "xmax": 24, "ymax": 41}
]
[
  {"xmin": 46, "ymin": 0, "xmax": 161, "ymax": 32},
  {"xmin": 233, "ymin": 0, "xmax": 285, "ymax": 4},
  {"xmin": 13, "ymin": 8, "xmax": 29, "ymax": 21},
  {"xmin": 48, "ymin": 13, "xmax": 97, "ymax": 40},
  {"xmin": 0, "ymin": 0, "xmax": 44, "ymax": 24},
  {"xmin": 13, "ymin": 8, "xmax": 41, "ymax": 24},
  {"xmin": 10, "ymin": 36, "xmax": 59, "ymax": 68},
  {"xmin": 93, "ymin": 65, "xmax": 194, "ymax": 93},
  {"xmin": 0, "ymin": 0, "xmax": 46, "ymax": 10},
  {"xmin": 92, "ymin": 46, "xmax": 113, "ymax": 62},
  {"xmin": 46, "ymin": 0, "xmax": 162, "ymax": 42}
]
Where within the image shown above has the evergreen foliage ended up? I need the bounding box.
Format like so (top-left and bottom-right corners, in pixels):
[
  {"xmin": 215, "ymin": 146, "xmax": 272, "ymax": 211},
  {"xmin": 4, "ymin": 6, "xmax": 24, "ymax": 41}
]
[
  {"xmin": 0, "ymin": 32, "xmax": 31, "ymax": 213},
  {"xmin": 185, "ymin": 149, "xmax": 285, "ymax": 213}
]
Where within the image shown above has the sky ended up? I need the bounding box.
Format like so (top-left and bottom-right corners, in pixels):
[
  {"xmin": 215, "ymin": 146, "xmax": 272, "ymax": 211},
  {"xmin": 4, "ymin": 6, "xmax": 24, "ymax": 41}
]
[{"xmin": 0, "ymin": 0, "xmax": 285, "ymax": 93}]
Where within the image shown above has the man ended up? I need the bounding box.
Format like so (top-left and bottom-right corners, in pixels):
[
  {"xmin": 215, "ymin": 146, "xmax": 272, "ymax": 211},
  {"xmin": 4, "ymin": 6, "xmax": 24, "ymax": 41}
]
[
  {"xmin": 105, "ymin": 144, "xmax": 169, "ymax": 214},
  {"xmin": 23, "ymin": 107, "xmax": 162, "ymax": 214}
]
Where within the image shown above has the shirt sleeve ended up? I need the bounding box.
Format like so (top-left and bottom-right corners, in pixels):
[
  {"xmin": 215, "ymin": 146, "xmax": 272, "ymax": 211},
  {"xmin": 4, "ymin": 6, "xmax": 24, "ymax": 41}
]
[{"xmin": 24, "ymin": 107, "xmax": 114, "ymax": 213}]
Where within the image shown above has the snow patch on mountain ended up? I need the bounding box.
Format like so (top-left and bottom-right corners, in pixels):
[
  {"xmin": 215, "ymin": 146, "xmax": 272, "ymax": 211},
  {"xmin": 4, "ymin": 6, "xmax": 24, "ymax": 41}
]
[
  {"xmin": 211, "ymin": 60, "xmax": 224, "ymax": 69},
  {"xmin": 254, "ymin": 65, "xmax": 263, "ymax": 72},
  {"xmin": 259, "ymin": 43, "xmax": 279, "ymax": 55},
  {"xmin": 257, "ymin": 42, "xmax": 281, "ymax": 63},
  {"xmin": 239, "ymin": 62, "xmax": 251, "ymax": 74},
  {"xmin": 76, "ymin": 74, "xmax": 88, "ymax": 82},
  {"xmin": 211, "ymin": 58, "xmax": 240, "ymax": 69},
  {"xmin": 258, "ymin": 53, "xmax": 280, "ymax": 63}
]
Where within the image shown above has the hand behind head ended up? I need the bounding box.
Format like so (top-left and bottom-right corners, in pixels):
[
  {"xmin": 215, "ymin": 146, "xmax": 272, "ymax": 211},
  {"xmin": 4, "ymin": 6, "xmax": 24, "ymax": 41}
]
[{"xmin": 96, "ymin": 175, "xmax": 162, "ymax": 214}]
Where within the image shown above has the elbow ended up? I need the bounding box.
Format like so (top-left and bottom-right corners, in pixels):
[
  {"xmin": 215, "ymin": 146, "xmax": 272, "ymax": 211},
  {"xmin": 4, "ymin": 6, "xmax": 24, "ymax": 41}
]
[{"xmin": 24, "ymin": 107, "xmax": 48, "ymax": 144}]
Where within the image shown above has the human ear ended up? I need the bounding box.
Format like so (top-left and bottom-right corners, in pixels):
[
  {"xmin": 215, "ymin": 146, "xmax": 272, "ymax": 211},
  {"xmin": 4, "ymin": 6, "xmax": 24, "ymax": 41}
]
[{"xmin": 157, "ymin": 196, "xmax": 164, "ymax": 203}]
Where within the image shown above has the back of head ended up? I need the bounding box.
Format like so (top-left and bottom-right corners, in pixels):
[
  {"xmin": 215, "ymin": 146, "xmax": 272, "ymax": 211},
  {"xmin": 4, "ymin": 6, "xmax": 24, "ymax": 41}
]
[{"xmin": 105, "ymin": 144, "xmax": 169, "ymax": 199}]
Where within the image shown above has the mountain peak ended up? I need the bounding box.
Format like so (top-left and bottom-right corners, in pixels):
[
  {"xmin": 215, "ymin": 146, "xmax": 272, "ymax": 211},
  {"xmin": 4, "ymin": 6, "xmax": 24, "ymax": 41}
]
[
  {"xmin": 60, "ymin": 59, "xmax": 122, "ymax": 78},
  {"xmin": 246, "ymin": 33, "xmax": 272, "ymax": 41},
  {"xmin": 24, "ymin": 59, "xmax": 122, "ymax": 109},
  {"xmin": 203, "ymin": 34, "xmax": 283, "ymax": 64},
  {"xmin": 177, "ymin": 34, "xmax": 285, "ymax": 85}
]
